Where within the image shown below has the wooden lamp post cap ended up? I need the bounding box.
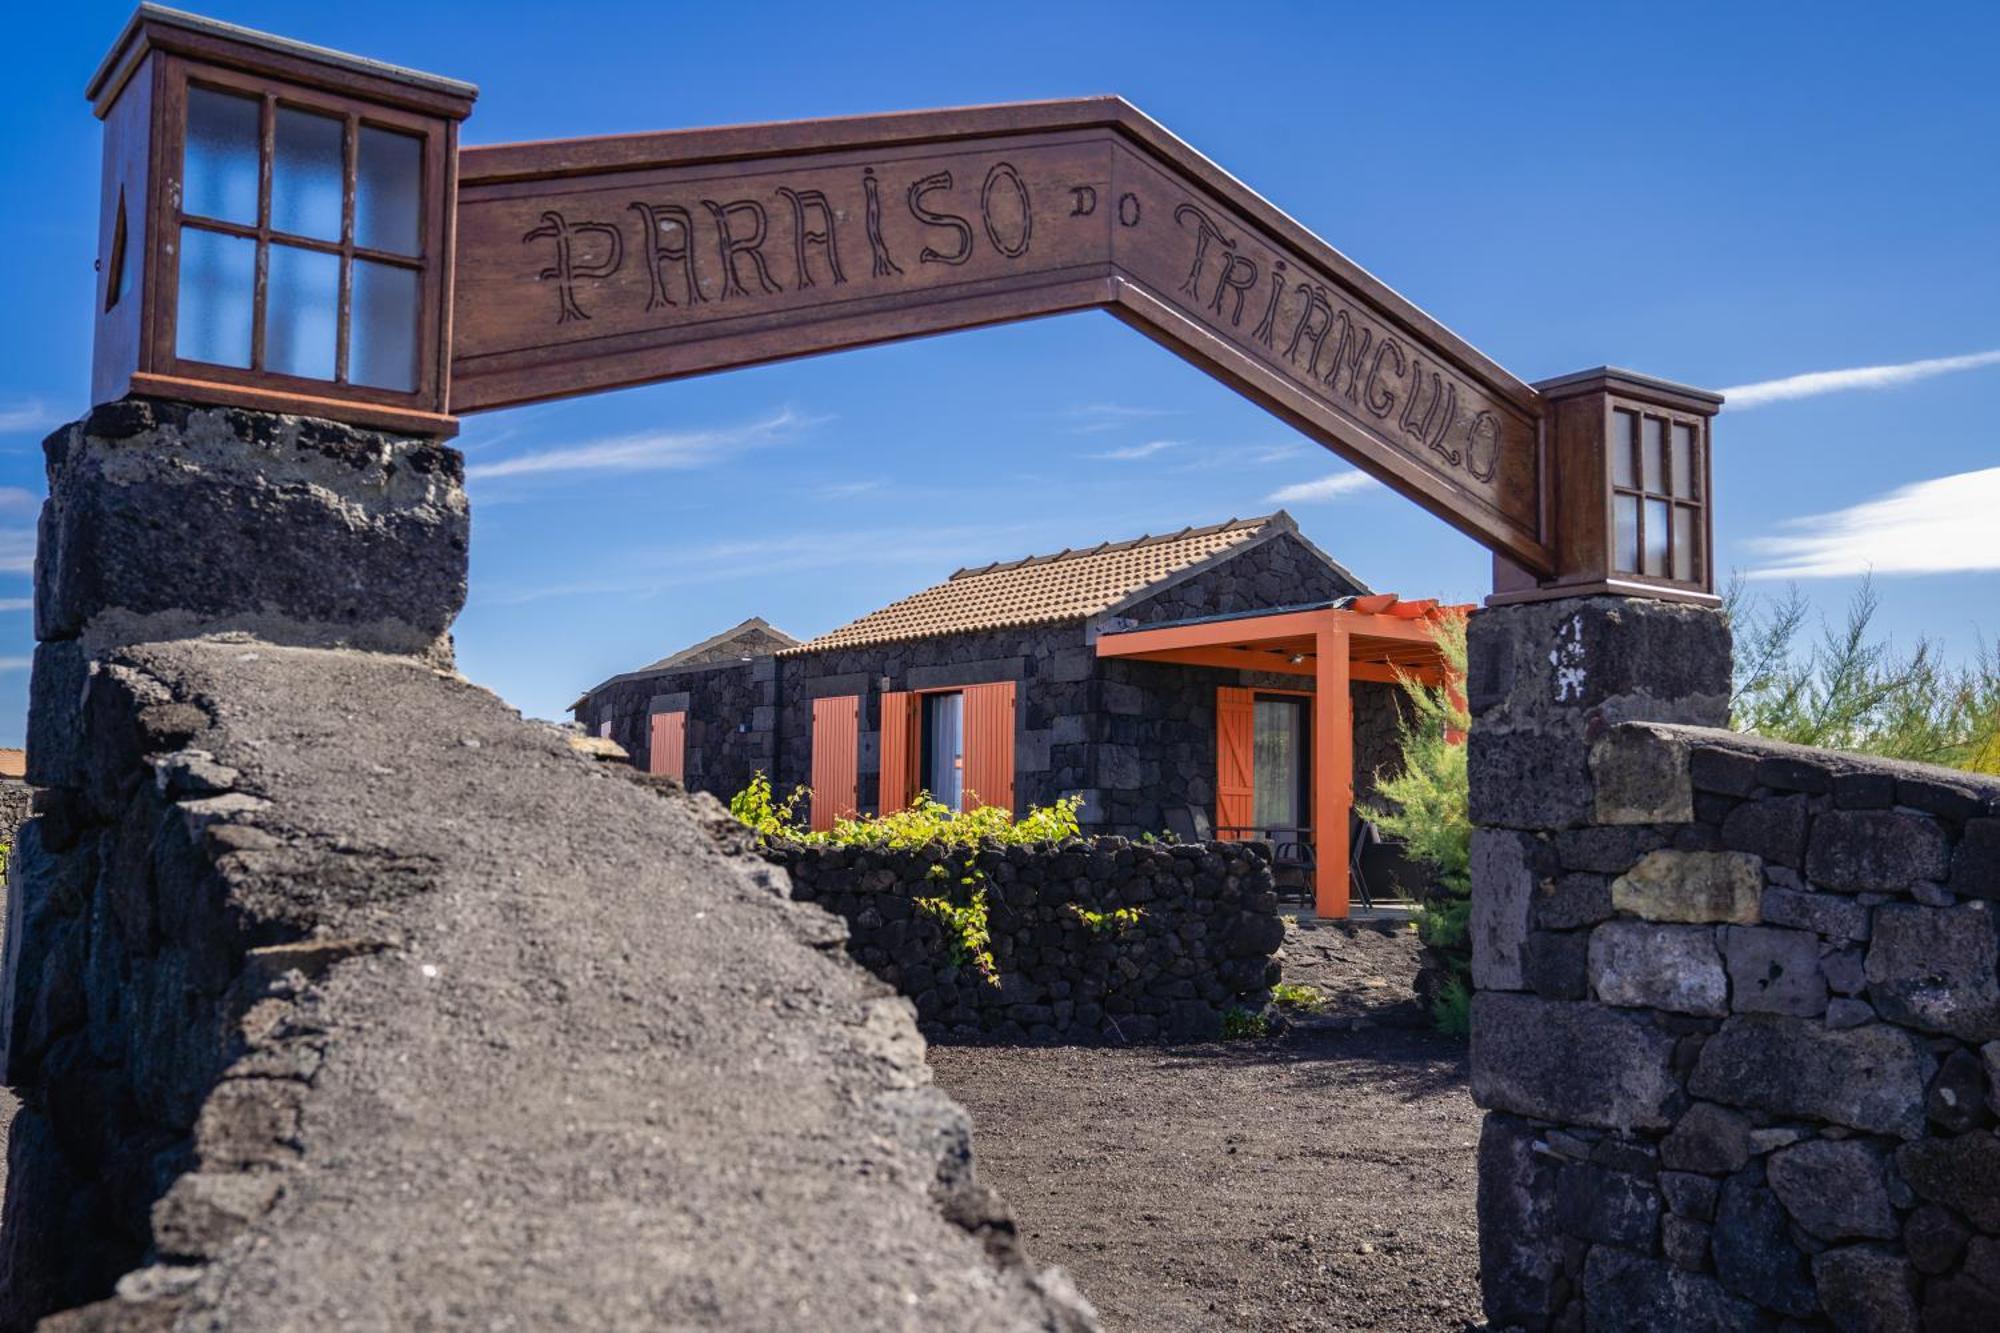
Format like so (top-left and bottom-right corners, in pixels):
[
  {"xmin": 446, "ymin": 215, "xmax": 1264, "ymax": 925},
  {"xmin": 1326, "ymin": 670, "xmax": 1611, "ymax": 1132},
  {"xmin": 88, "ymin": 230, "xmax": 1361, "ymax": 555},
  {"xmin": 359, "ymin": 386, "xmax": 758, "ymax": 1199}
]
[
  {"xmin": 1533, "ymin": 366, "xmax": 1725, "ymax": 416},
  {"xmin": 87, "ymin": 4, "xmax": 478, "ymax": 119}
]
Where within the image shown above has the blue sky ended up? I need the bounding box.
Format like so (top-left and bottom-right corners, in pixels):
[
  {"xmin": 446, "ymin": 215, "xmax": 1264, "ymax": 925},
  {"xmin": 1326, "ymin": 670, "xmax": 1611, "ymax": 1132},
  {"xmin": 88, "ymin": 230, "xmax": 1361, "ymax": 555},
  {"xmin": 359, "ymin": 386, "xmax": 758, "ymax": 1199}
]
[{"xmin": 2, "ymin": 1, "xmax": 1996, "ymax": 741}]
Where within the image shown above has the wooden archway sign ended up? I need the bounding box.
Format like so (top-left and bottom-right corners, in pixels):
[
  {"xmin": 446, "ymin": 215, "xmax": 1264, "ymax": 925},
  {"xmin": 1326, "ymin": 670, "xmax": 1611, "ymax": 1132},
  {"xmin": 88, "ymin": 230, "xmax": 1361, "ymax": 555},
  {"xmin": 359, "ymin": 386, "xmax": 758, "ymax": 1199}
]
[
  {"xmin": 453, "ymin": 99, "xmax": 1551, "ymax": 574},
  {"xmin": 87, "ymin": 7, "xmax": 1722, "ymax": 598}
]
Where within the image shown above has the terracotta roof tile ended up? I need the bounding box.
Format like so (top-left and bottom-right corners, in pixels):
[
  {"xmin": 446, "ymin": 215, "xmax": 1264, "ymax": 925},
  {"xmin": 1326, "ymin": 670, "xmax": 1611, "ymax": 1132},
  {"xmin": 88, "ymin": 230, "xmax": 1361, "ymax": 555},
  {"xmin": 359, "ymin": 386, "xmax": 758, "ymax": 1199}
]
[{"xmin": 786, "ymin": 517, "xmax": 1276, "ymax": 655}]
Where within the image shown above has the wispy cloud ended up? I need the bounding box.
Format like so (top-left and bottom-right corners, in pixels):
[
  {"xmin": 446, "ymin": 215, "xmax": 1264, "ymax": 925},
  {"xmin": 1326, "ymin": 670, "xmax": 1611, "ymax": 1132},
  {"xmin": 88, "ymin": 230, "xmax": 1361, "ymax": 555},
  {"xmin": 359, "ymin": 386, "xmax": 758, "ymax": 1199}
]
[
  {"xmin": 812, "ymin": 479, "xmax": 887, "ymax": 500},
  {"xmin": 1722, "ymin": 350, "xmax": 2000, "ymax": 410},
  {"xmin": 0, "ymin": 657, "xmax": 28, "ymax": 672},
  {"xmin": 1266, "ymin": 472, "xmax": 1380, "ymax": 504},
  {"xmin": 1744, "ymin": 466, "xmax": 2000, "ymax": 579},
  {"xmin": 465, "ymin": 410, "xmax": 814, "ymax": 482},
  {"xmin": 0, "ymin": 530, "xmax": 35, "ymax": 575},
  {"xmin": 0, "ymin": 599, "xmax": 30, "ymax": 612},
  {"xmin": 1091, "ymin": 439, "xmax": 1180, "ymax": 461},
  {"xmin": 0, "ymin": 400, "xmax": 57, "ymax": 435},
  {"xmin": 1062, "ymin": 403, "xmax": 1179, "ymax": 435},
  {"xmin": 0, "ymin": 487, "xmax": 38, "ymax": 513}
]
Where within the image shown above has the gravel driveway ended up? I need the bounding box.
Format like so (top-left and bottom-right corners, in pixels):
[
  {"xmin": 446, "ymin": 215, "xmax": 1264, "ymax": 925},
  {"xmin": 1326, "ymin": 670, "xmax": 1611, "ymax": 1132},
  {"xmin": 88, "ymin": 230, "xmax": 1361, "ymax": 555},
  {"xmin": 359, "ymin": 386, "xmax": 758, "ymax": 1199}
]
[{"xmin": 928, "ymin": 919, "xmax": 1483, "ymax": 1333}]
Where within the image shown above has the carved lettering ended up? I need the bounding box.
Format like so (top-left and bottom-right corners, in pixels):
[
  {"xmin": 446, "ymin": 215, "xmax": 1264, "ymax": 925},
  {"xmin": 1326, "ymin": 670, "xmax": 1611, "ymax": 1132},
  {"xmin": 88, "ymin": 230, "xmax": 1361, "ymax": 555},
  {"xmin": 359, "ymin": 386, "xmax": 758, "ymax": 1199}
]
[
  {"xmin": 980, "ymin": 162, "xmax": 1034, "ymax": 259},
  {"xmin": 1250, "ymin": 260, "xmax": 1287, "ymax": 348},
  {"xmin": 1069, "ymin": 185, "xmax": 1097, "ymax": 216},
  {"xmin": 1323, "ymin": 308, "xmax": 1372, "ymax": 403},
  {"xmin": 522, "ymin": 210, "xmax": 624, "ymax": 323},
  {"xmin": 1401, "ymin": 359, "xmax": 1458, "ymax": 460},
  {"xmin": 775, "ymin": 186, "xmax": 846, "ymax": 289},
  {"xmin": 909, "ymin": 171, "xmax": 974, "ymax": 265},
  {"xmin": 627, "ymin": 202, "xmax": 704, "ymax": 311},
  {"xmin": 1464, "ymin": 410, "xmax": 1500, "ymax": 483},
  {"xmin": 863, "ymin": 168, "xmax": 902, "ymax": 277},
  {"xmin": 1208, "ymin": 252, "xmax": 1258, "ymax": 328},
  {"xmin": 1117, "ymin": 192, "xmax": 1141, "ymax": 226},
  {"xmin": 1283, "ymin": 282, "xmax": 1335, "ymax": 373},
  {"xmin": 703, "ymin": 198, "xmax": 782, "ymax": 299},
  {"xmin": 1174, "ymin": 202, "xmax": 1236, "ymax": 301},
  {"xmin": 1364, "ymin": 338, "xmax": 1405, "ymax": 419}
]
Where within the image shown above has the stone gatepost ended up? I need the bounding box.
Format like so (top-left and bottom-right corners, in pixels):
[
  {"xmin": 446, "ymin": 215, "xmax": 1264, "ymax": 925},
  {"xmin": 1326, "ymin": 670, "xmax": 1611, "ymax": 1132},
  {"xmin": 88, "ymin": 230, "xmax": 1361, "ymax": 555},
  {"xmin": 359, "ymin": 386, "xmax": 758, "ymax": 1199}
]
[{"xmin": 1463, "ymin": 594, "xmax": 1732, "ymax": 1329}]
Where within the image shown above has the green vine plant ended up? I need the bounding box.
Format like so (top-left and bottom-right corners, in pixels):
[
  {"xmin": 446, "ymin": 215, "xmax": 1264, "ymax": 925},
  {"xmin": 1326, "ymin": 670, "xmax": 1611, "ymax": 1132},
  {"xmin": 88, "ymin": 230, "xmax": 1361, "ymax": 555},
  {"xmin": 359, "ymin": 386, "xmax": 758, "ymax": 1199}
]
[
  {"xmin": 913, "ymin": 886, "xmax": 998, "ymax": 985},
  {"xmin": 732, "ymin": 776, "xmax": 1089, "ymax": 990},
  {"xmin": 730, "ymin": 773, "xmax": 1082, "ymax": 850},
  {"xmin": 1069, "ymin": 902, "xmax": 1144, "ymax": 933}
]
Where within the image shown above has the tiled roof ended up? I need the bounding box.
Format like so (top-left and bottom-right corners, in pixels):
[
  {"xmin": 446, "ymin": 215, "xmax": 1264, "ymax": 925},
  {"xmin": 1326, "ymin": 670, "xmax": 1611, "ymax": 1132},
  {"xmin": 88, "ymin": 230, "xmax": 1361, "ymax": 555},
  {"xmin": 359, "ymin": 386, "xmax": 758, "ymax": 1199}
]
[
  {"xmin": 785, "ymin": 516, "xmax": 1279, "ymax": 655},
  {"xmin": 572, "ymin": 617, "xmax": 798, "ymax": 709},
  {"xmin": 634, "ymin": 617, "xmax": 798, "ymax": 673}
]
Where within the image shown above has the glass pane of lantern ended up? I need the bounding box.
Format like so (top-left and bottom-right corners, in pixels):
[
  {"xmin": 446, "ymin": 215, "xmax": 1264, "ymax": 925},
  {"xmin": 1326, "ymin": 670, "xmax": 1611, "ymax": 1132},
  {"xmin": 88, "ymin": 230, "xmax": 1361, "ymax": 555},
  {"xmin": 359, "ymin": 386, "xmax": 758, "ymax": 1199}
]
[
  {"xmin": 1671, "ymin": 423, "xmax": 1697, "ymax": 497},
  {"xmin": 356, "ymin": 126, "xmax": 423, "ymax": 257},
  {"xmin": 265, "ymin": 243, "xmax": 340, "ymax": 380},
  {"xmin": 1644, "ymin": 498, "xmax": 1670, "ymax": 576},
  {"xmin": 1613, "ymin": 493, "xmax": 1639, "ymax": 574},
  {"xmin": 1674, "ymin": 505, "xmax": 1699, "ymax": 582},
  {"xmin": 1641, "ymin": 416, "xmax": 1665, "ymax": 492},
  {"xmin": 271, "ymin": 107, "xmax": 345, "ymax": 242},
  {"xmin": 183, "ymin": 86, "xmax": 260, "ymax": 225},
  {"xmin": 350, "ymin": 260, "xmax": 419, "ymax": 392},
  {"xmin": 175, "ymin": 226, "xmax": 255, "ymax": 367},
  {"xmin": 1610, "ymin": 410, "xmax": 1637, "ymax": 488}
]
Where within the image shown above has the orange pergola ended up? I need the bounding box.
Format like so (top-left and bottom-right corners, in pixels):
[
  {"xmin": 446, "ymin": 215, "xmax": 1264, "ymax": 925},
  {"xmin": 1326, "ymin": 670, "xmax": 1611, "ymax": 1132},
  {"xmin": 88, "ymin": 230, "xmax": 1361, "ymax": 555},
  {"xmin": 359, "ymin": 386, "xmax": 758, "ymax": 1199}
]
[{"xmin": 1094, "ymin": 595, "xmax": 1467, "ymax": 918}]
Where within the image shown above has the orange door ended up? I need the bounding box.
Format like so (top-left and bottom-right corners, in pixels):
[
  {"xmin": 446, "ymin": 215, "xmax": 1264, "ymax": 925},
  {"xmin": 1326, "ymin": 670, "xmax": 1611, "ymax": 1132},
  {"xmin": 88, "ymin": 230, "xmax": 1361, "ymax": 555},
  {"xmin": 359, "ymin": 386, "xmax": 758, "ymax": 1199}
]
[
  {"xmin": 810, "ymin": 695, "xmax": 860, "ymax": 832},
  {"xmin": 961, "ymin": 681, "xmax": 1017, "ymax": 814},
  {"xmin": 1215, "ymin": 686, "xmax": 1256, "ymax": 839},
  {"xmin": 878, "ymin": 690, "xmax": 919, "ymax": 815},
  {"xmin": 649, "ymin": 710, "xmax": 686, "ymax": 780}
]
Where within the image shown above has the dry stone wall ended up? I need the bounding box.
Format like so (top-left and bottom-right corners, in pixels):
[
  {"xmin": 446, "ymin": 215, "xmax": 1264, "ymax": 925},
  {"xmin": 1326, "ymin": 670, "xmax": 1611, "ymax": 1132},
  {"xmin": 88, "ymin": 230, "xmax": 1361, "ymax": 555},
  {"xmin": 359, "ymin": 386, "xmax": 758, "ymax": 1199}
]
[
  {"xmin": 1468, "ymin": 595, "xmax": 2000, "ymax": 1331},
  {"xmin": 766, "ymin": 838, "xmax": 1284, "ymax": 1041},
  {"xmin": 0, "ymin": 401, "xmax": 1100, "ymax": 1331}
]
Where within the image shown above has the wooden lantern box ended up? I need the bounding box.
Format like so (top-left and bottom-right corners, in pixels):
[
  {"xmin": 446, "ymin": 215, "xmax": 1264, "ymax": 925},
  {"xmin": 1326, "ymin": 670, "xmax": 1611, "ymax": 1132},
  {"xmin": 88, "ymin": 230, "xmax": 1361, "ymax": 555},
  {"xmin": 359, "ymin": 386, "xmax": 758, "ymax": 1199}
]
[{"xmin": 85, "ymin": 5, "xmax": 476, "ymax": 437}]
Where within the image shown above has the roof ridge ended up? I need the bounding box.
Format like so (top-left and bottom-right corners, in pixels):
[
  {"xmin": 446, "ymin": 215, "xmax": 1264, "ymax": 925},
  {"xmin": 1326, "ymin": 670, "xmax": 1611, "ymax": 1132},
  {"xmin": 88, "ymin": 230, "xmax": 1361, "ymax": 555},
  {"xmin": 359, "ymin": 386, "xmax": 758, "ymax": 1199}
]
[{"xmin": 945, "ymin": 513, "xmax": 1274, "ymax": 581}]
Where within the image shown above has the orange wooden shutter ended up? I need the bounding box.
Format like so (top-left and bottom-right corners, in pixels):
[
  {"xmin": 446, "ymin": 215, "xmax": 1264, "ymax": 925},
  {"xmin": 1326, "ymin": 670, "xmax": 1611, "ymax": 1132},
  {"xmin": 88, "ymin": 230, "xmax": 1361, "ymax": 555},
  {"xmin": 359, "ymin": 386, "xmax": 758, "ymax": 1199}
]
[
  {"xmin": 648, "ymin": 710, "xmax": 686, "ymax": 780},
  {"xmin": 1215, "ymin": 686, "xmax": 1256, "ymax": 840},
  {"xmin": 810, "ymin": 695, "xmax": 860, "ymax": 832},
  {"xmin": 961, "ymin": 681, "xmax": 1017, "ymax": 814},
  {"xmin": 878, "ymin": 690, "xmax": 919, "ymax": 815}
]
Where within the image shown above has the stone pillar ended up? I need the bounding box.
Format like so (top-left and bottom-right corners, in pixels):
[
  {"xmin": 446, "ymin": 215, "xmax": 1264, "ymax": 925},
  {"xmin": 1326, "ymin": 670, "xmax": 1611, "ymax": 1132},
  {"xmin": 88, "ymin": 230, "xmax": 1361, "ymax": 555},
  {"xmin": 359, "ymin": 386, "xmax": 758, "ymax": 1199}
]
[
  {"xmin": 3, "ymin": 398, "xmax": 467, "ymax": 1319},
  {"xmin": 1463, "ymin": 594, "xmax": 1730, "ymax": 1329}
]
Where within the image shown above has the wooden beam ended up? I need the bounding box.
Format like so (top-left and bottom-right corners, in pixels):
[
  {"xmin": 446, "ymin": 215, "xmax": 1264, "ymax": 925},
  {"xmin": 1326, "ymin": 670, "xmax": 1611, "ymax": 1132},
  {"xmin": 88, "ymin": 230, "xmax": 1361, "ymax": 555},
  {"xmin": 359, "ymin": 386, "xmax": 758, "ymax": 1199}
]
[{"xmin": 1314, "ymin": 626, "xmax": 1352, "ymax": 919}]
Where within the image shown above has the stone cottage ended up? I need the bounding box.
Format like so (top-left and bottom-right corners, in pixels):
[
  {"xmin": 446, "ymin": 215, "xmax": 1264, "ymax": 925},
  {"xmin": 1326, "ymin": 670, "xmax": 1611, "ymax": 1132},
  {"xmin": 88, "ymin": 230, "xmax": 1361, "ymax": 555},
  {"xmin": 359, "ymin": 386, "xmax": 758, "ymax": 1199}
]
[{"xmin": 572, "ymin": 513, "xmax": 1455, "ymax": 910}]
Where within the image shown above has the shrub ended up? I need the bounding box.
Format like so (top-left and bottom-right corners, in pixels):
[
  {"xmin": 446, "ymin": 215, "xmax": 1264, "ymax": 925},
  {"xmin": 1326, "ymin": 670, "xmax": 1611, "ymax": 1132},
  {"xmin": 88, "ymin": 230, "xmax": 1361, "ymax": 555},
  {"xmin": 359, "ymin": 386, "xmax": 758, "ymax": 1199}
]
[
  {"xmin": 1729, "ymin": 577, "xmax": 1999, "ymax": 774},
  {"xmin": 1221, "ymin": 1006, "xmax": 1270, "ymax": 1039},
  {"xmin": 1271, "ymin": 981, "xmax": 1328, "ymax": 1013},
  {"xmin": 1361, "ymin": 613, "xmax": 1472, "ymax": 1031}
]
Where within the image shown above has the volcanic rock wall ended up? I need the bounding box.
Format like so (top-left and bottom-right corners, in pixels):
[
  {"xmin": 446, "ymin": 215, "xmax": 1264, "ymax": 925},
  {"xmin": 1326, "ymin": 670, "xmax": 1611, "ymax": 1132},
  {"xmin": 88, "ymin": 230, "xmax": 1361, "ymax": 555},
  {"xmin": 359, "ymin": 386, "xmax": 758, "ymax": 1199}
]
[
  {"xmin": 767, "ymin": 838, "xmax": 1284, "ymax": 1041},
  {"xmin": 1468, "ymin": 594, "xmax": 2000, "ymax": 1330},
  {"xmin": 0, "ymin": 401, "xmax": 1099, "ymax": 1331}
]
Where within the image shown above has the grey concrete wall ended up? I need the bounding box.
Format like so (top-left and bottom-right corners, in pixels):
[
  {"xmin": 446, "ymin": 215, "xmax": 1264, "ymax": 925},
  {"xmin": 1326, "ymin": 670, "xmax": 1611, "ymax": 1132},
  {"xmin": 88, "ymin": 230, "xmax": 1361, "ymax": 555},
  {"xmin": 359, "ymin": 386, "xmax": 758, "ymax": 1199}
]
[
  {"xmin": 0, "ymin": 400, "xmax": 1098, "ymax": 1331},
  {"xmin": 768, "ymin": 837, "xmax": 1283, "ymax": 1041},
  {"xmin": 1466, "ymin": 595, "xmax": 2000, "ymax": 1330}
]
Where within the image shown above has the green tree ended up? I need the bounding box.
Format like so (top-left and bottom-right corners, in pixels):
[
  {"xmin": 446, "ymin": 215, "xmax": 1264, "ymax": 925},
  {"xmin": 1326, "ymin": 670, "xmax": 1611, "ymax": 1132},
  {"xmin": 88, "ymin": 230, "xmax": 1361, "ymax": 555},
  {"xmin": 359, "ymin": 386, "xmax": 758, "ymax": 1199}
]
[
  {"xmin": 1728, "ymin": 578, "xmax": 2000, "ymax": 774},
  {"xmin": 1362, "ymin": 613, "xmax": 1473, "ymax": 1032}
]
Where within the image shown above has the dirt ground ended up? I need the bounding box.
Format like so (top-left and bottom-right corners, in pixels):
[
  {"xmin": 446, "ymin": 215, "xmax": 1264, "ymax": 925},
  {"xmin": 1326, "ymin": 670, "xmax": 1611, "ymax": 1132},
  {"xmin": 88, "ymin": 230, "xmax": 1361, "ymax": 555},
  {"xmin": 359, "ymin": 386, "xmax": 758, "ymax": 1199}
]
[{"xmin": 927, "ymin": 917, "xmax": 1483, "ymax": 1333}]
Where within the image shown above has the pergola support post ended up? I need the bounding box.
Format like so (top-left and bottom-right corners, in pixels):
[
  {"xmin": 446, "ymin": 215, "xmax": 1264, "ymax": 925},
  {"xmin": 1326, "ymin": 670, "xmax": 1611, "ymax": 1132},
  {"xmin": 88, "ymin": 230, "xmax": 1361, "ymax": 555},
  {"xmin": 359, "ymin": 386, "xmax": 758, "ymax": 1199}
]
[{"xmin": 1314, "ymin": 626, "xmax": 1352, "ymax": 918}]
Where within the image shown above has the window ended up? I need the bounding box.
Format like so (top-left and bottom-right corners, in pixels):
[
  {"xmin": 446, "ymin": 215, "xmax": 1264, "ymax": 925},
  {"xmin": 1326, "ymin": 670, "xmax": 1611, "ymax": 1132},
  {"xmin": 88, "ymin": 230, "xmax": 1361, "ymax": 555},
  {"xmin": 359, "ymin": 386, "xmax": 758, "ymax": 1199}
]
[
  {"xmin": 1251, "ymin": 696, "xmax": 1307, "ymax": 833},
  {"xmin": 922, "ymin": 691, "xmax": 966, "ymax": 811},
  {"xmin": 177, "ymin": 83, "xmax": 426, "ymax": 393},
  {"xmin": 1610, "ymin": 406, "xmax": 1705, "ymax": 584}
]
